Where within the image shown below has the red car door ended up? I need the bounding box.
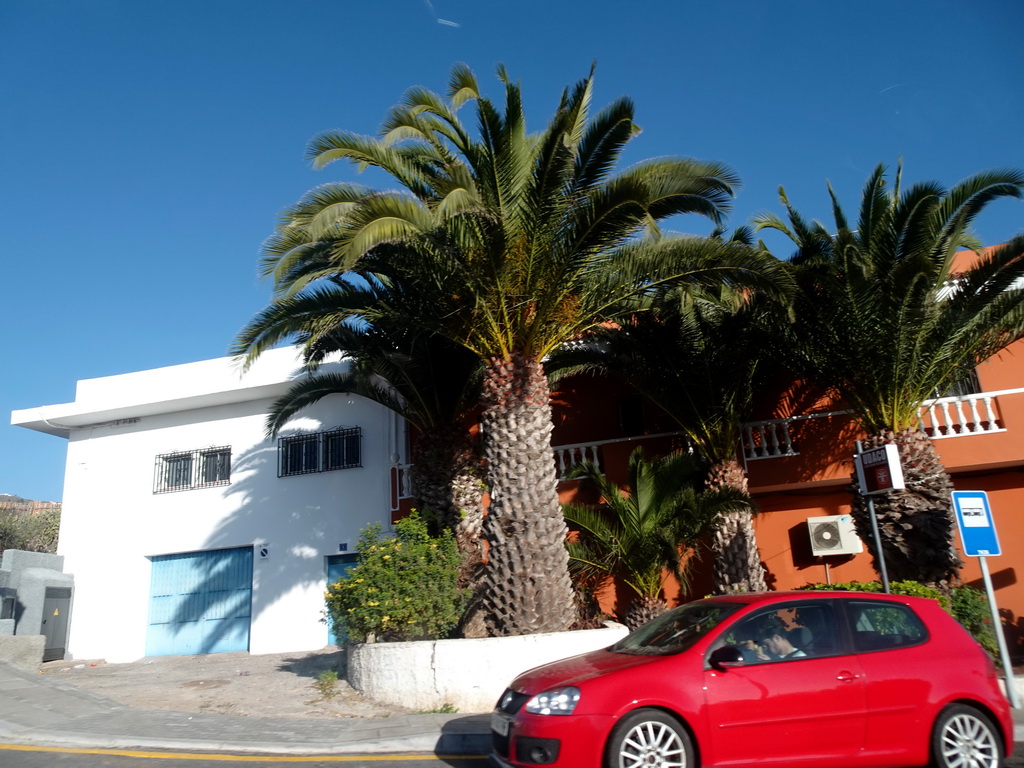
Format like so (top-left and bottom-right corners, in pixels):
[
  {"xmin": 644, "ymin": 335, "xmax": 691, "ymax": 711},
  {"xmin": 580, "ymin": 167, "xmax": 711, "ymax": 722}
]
[
  {"xmin": 701, "ymin": 601, "xmax": 868, "ymax": 767},
  {"xmin": 844, "ymin": 598, "xmax": 934, "ymax": 765}
]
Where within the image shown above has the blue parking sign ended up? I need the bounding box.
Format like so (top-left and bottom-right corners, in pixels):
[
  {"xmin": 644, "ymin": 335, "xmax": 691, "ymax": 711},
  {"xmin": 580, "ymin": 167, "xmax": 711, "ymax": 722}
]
[{"xmin": 951, "ymin": 491, "xmax": 1001, "ymax": 557}]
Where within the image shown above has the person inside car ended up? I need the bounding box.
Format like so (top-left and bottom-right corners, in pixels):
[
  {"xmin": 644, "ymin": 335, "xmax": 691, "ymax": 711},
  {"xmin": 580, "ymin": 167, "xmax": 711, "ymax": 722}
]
[{"xmin": 756, "ymin": 627, "xmax": 807, "ymax": 660}]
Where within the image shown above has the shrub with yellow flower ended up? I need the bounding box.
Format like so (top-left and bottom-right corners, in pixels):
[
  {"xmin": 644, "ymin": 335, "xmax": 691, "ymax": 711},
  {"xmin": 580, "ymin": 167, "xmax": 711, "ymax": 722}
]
[{"xmin": 324, "ymin": 512, "xmax": 465, "ymax": 643}]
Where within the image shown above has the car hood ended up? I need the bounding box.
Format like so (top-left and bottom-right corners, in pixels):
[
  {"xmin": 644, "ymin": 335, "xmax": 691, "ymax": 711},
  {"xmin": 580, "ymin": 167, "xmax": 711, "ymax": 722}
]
[{"xmin": 510, "ymin": 646, "xmax": 668, "ymax": 693}]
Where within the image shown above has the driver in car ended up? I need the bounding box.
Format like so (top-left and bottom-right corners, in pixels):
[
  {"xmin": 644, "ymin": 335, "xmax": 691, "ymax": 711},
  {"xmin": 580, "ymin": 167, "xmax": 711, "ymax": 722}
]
[{"xmin": 756, "ymin": 626, "xmax": 807, "ymax": 660}]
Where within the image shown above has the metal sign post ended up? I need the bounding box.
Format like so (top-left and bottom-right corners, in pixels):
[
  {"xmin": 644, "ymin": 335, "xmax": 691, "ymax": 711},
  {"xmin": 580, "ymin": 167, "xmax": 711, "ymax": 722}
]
[
  {"xmin": 951, "ymin": 490, "xmax": 1019, "ymax": 709},
  {"xmin": 854, "ymin": 441, "xmax": 906, "ymax": 594}
]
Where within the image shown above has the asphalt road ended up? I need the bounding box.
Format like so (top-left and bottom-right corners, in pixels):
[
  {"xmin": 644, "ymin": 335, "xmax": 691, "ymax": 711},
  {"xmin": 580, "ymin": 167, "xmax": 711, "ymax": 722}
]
[
  {"xmin": 3, "ymin": 743, "xmax": 1024, "ymax": 767},
  {"xmin": 0, "ymin": 745, "xmax": 492, "ymax": 768}
]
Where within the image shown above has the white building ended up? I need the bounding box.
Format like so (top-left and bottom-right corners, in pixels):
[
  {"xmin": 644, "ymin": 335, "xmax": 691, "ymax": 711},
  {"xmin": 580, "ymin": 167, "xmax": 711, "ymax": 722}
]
[{"xmin": 11, "ymin": 347, "xmax": 407, "ymax": 662}]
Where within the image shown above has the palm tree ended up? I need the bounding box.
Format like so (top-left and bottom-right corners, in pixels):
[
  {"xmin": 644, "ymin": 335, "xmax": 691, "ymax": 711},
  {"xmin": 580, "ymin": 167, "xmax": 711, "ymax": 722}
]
[
  {"xmin": 548, "ymin": 272, "xmax": 787, "ymax": 594},
  {"xmin": 233, "ymin": 258, "xmax": 491, "ymax": 635},
  {"xmin": 755, "ymin": 163, "xmax": 1024, "ymax": 588},
  {"xmin": 255, "ymin": 64, "xmax": 789, "ymax": 635},
  {"xmin": 563, "ymin": 448, "xmax": 753, "ymax": 628},
  {"xmin": 235, "ymin": 255, "xmax": 484, "ymax": 528}
]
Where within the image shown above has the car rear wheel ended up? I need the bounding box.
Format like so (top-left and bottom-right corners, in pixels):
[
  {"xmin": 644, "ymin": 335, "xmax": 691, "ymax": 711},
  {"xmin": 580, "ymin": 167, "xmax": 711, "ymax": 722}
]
[
  {"xmin": 605, "ymin": 708, "xmax": 694, "ymax": 768},
  {"xmin": 930, "ymin": 704, "xmax": 1003, "ymax": 768}
]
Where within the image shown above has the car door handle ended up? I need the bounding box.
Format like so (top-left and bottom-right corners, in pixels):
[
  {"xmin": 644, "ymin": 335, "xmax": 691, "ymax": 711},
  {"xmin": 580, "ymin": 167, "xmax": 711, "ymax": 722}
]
[{"xmin": 836, "ymin": 671, "xmax": 860, "ymax": 683}]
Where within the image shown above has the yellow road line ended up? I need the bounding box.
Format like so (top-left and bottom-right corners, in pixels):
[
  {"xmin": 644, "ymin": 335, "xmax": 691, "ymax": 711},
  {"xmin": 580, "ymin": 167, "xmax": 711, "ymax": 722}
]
[{"xmin": 0, "ymin": 743, "xmax": 489, "ymax": 762}]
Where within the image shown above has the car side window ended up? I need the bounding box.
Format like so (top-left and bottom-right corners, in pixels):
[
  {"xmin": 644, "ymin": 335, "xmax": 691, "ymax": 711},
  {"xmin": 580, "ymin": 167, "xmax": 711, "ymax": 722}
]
[
  {"xmin": 721, "ymin": 601, "xmax": 838, "ymax": 664},
  {"xmin": 847, "ymin": 600, "xmax": 928, "ymax": 651}
]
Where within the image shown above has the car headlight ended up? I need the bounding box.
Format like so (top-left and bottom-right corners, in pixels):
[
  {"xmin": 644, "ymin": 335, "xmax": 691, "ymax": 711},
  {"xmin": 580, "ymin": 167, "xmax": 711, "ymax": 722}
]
[{"xmin": 525, "ymin": 686, "xmax": 581, "ymax": 715}]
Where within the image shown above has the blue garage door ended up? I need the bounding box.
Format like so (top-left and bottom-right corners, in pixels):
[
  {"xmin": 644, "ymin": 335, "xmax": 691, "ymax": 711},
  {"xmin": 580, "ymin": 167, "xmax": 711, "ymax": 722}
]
[{"xmin": 146, "ymin": 547, "xmax": 253, "ymax": 656}]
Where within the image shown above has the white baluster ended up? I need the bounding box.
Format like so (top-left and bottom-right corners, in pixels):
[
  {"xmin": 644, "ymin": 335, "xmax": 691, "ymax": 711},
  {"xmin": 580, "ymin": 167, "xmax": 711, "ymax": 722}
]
[
  {"xmin": 780, "ymin": 422, "xmax": 795, "ymax": 455},
  {"xmin": 968, "ymin": 397, "xmax": 983, "ymax": 434},
  {"xmin": 940, "ymin": 400, "xmax": 954, "ymax": 435},
  {"xmin": 981, "ymin": 396, "xmax": 998, "ymax": 431},
  {"xmin": 953, "ymin": 399, "xmax": 969, "ymax": 434},
  {"xmin": 743, "ymin": 426, "xmax": 755, "ymax": 460}
]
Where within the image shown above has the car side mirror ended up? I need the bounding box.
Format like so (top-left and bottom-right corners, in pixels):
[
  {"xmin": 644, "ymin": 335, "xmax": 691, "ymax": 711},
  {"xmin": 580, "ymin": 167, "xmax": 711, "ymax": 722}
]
[{"xmin": 709, "ymin": 646, "xmax": 746, "ymax": 671}]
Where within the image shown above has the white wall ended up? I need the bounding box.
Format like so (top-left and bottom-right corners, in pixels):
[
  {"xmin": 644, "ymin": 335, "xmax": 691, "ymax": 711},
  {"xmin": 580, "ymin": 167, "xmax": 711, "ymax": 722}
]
[
  {"xmin": 50, "ymin": 350, "xmax": 401, "ymax": 662},
  {"xmin": 349, "ymin": 624, "xmax": 631, "ymax": 712}
]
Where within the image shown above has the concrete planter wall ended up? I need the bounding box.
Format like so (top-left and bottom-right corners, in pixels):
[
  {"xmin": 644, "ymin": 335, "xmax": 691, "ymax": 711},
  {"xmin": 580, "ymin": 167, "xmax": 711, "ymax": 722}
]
[{"xmin": 348, "ymin": 623, "xmax": 630, "ymax": 713}]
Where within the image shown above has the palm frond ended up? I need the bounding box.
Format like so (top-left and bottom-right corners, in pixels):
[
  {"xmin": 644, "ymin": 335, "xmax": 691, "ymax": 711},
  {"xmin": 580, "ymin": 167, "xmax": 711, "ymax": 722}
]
[
  {"xmin": 563, "ymin": 449, "xmax": 736, "ymax": 603},
  {"xmin": 771, "ymin": 162, "xmax": 1024, "ymax": 433}
]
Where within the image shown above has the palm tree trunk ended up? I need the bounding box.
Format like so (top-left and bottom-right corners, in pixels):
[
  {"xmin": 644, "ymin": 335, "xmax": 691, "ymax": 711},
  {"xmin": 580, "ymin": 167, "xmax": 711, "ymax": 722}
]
[
  {"xmin": 850, "ymin": 429, "xmax": 962, "ymax": 590},
  {"xmin": 478, "ymin": 352, "xmax": 577, "ymax": 635},
  {"xmin": 707, "ymin": 457, "xmax": 767, "ymax": 594},
  {"xmin": 409, "ymin": 426, "xmax": 485, "ymax": 562},
  {"xmin": 408, "ymin": 426, "xmax": 488, "ymax": 637}
]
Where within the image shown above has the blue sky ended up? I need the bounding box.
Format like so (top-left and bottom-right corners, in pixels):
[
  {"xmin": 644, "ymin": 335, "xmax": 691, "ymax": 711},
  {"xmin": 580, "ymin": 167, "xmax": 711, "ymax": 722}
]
[{"xmin": 2, "ymin": 0, "xmax": 1022, "ymax": 502}]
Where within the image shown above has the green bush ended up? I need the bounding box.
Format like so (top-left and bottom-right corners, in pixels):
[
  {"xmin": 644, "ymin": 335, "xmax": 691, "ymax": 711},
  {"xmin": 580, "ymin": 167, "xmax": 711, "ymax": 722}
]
[
  {"xmin": 800, "ymin": 579, "xmax": 945, "ymax": 601},
  {"xmin": 325, "ymin": 513, "xmax": 466, "ymax": 643},
  {"xmin": 949, "ymin": 584, "xmax": 1000, "ymax": 659},
  {"xmin": 0, "ymin": 507, "xmax": 60, "ymax": 554},
  {"xmin": 800, "ymin": 580, "xmax": 1000, "ymax": 658}
]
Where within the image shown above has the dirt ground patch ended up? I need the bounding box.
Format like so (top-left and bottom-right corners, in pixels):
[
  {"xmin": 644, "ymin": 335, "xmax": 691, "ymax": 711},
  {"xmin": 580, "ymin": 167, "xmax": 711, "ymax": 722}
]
[{"xmin": 39, "ymin": 647, "xmax": 416, "ymax": 719}]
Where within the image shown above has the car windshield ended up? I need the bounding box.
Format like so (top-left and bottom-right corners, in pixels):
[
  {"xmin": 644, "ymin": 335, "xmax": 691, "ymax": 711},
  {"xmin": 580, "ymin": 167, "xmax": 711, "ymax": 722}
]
[{"xmin": 610, "ymin": 602, "xmax": 742, "ymax": 656}]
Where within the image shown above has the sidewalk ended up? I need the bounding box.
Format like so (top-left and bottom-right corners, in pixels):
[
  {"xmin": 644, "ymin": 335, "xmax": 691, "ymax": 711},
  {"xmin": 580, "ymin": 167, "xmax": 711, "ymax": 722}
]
[
  {"xmin": 1, "ymin": 658, "xmax": 1022, "ymax": 757},
  {"xmin": 0, "ymin": 659, "xmax": 493, "ymax": 755}
]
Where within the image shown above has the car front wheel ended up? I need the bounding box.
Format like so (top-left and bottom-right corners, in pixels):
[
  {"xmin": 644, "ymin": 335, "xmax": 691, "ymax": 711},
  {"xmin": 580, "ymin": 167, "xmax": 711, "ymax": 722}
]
[
  {"xmin": 605, "ymin": 708, "xmax": 694, "ymax": 768},
  {"xmin": 930, "ymin": 704, "xmax": 1003, "ymax": 768}
]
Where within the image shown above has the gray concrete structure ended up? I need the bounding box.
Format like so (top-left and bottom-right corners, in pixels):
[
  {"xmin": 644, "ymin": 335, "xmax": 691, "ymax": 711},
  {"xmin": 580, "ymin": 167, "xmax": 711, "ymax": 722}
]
[
  {"xmin": 0, "ymin": 550, "xmax": 73, "ymax": 664},
  {"xmin": 0, "ymin": 634, "xmax": 45, "ymax": 669}
]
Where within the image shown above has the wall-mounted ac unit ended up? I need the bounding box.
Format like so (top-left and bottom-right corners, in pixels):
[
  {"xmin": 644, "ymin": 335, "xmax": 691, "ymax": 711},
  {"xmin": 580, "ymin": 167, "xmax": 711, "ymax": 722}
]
[{"xmin": 807, "ymin": 515, "xmax": 863, "ymax": 556}]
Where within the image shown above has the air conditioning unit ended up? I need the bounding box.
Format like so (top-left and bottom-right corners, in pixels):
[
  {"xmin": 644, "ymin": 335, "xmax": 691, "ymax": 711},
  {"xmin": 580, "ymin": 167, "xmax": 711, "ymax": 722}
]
[{"xmin": 807, "ymin": 515, "xmax": 863, "ymax": 556}]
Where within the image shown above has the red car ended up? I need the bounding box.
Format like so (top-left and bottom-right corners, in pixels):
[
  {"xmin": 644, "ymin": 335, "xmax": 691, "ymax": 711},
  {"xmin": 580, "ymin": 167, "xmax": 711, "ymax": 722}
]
[{"xmin": 491, "ymin": 591, "xmax": 1012, "ymax": 768}]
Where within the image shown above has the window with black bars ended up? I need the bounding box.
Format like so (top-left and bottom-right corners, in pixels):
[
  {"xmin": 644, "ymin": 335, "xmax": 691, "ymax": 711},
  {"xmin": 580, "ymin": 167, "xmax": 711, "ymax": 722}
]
[
  {"xmin": 154, "ymin": 447, "xmax": 231, "ymax": 493},
  {"xmin": 279, "ymin": 427, "xmax": 361, "ymax": 477},
  {"xmin": 935, "ymin": 368, "xmax": 982, "ymax": 399}
]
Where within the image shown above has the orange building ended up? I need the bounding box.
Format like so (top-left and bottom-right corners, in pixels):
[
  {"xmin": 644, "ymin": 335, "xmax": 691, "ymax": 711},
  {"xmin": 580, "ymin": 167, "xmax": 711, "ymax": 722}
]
[{"xmin": 548, "ymin": 339, "xmax": 1024, "ymax": 660}]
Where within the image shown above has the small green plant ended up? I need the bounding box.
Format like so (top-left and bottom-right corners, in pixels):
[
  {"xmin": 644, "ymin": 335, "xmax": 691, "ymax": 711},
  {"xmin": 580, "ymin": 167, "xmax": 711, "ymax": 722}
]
[
  {"xmin": 314, "ymin": 669, "xmax": 339, "ymax": 699},
  {"xmin": 325, "ymin": 512, "xmax": 466, "ymax": 643},
  {"xmin": 419, "ymin": 702, "xmax": 459, "ymax": 714}
]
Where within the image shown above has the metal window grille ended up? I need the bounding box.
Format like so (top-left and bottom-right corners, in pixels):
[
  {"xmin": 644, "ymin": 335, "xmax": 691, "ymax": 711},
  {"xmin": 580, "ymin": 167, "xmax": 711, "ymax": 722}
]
[
  {"xmin": 279, "ymin": 427, "xmax": 361, "ymax": 477},
  {"xmin": 324, "ymin": 427, "xmax": 361, "ymax": 471},
  {"xmin": 936, "ymin": 369, "xmax": 982, "ymax": 399},
  {"xmin": 154, "ymin": 447, "xmax": 231, "ymax": 493},
  {"xmin": 280, "ymin": 434, "xmax": 321, "ymax": 476},
  {"xmin": 159, "ymin": 453, "xmax": 193, "ymax": 492},
  {"xmin": 199, "ymin": 448, "xmax": 232, "ymax": 486}
]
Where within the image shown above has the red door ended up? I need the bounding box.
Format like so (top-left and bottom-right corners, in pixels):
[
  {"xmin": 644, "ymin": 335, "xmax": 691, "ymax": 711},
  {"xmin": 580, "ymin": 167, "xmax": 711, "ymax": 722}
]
[
  {"xmin": 701, "ymin": 600, "xmax": 867, "ymax": 767},
  {"xmin": 702, "ymin": 654, "xmax": 867, "ymax": 766}
]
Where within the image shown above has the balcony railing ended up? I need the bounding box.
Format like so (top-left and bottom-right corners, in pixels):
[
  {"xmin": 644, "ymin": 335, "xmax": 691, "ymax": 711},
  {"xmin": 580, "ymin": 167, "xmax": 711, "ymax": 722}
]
[
  {"xmin": 397, "ymin": 389, "xmax": 1023, "ymax": 500},
  {"xmin": 918, "ymin": 392, "xmax": 1005, "ymax": 438},
  {"xmin": 554, "ymin": 441, "xmax": 603, "ymax": 478},
  {"xmin": 743, "ymin": 418, "xmax": 798, "ymax": 461},
  {"xmin": 389, "ymin": 463, "xmax": 415, "ymax": 512},
  {"xmin": 552, "ymin": 431, "xmax": 691, "ymax": 479},
  {"xmin": 741, "ymin": 389, "xmax": 1021, "ymax": 460}
]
